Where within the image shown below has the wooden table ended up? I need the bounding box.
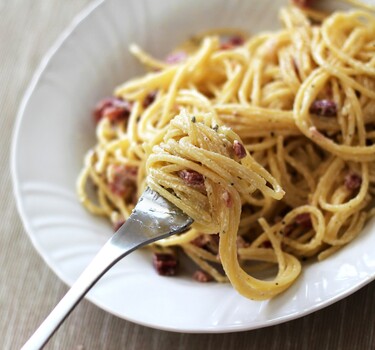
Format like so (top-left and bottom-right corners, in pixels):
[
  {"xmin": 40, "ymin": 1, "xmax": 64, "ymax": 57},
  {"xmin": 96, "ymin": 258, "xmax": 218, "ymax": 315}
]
[{"xmin": 1, "ymin": 1, "xmax": 374, "ymax": 349}]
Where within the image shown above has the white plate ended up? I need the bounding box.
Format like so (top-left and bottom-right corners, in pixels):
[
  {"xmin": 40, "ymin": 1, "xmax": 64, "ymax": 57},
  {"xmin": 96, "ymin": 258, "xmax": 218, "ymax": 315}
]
[{"xmin": 11, "ymin": 0, "xmax": 375, "ymax": 333}]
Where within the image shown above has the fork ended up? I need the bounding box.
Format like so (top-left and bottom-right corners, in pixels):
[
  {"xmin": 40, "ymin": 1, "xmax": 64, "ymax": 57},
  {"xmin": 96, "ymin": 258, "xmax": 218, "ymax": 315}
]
[{"xmin": 22, "ymin": 187, "xmax": 193, "ymax": 350}]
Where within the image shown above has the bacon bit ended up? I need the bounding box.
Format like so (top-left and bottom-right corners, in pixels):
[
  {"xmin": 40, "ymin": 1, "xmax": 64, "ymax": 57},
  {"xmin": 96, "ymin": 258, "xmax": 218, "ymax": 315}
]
[
  {"xmin": 93, "ymin": 97, "xmax": 114, "ymax": 122},
  {"xmin": 283, "ymin": 224, "xmax": 295, "ymax": 236},
  {"xmin": 193, "ymin": 270, "xmax": 213, "ymax": 282},
  {"xmin": 220, "ymin": 36, "xmax": 245, "ymax": 50},
  {"xmin": 143, "ymin": 91, "xmax": 157, "ymax": 108},
  {"xmin": 233, "ymin": 140, "xmax": 247, "ymax": 159},
  {"xmin": 113, "ymin": 219, "xmax": 125, "ymax": 232},
  {"xmin": 222, "ymin": 190, "xmax": 233, "ymax": 208},
  {"xmin": 295, "ymin": 213, "xmax": 312, "ymax": 229},
  {"xmin": 93, "ymin": 97, "xmax": 132, "ymax": 123},
  {"xmin": 229, "ymin": 36, "xmax": 244, "ymax": 46},
  {"xmin": 309, "ymin": 99, "xmax": 337, "ymax": 117},
  {"xmin": 282, "ymin": 214, "xmax": 312, "ymax": 236},
  {"xmin": 191, "ymin": 234, "xmax": 211, "ymax": 248},
  {"xmin": 344, "ymin": 172, "xmax": 362, "ymax": 191},
  {"xmin": 152, "ymin": 253, "xmax": 178, "ymax": 276},
  {"xmin": 166, "ymin": 51, "xmax": 187, "ymax": 64},
  {"xmin": 292, "ymin": 0, "xmax": 313, "ymax": 7},
  {"xmin": 178, "ymin": 169, "xmax": 205, "ymax": 187},
  {"xmin": 108, "ymin": 164, "xmax": 138, "ymax": 199},
  {"xmin": 191, "ymin": 234, "xmax": 220, "ymax": 254},
  {"xmin": 261, "ymin": 240, "xmax": 272, "ymax": 248}
]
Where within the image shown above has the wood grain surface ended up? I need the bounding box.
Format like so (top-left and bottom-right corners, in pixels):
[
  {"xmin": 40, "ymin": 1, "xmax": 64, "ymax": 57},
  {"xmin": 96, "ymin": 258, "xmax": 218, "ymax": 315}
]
[{"xmin": 1, "ymin": 1, "xmax": 374, "ymax": 349}]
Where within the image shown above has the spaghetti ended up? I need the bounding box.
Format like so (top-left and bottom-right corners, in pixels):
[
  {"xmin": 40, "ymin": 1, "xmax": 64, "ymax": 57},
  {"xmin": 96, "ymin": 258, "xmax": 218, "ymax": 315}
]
[{"xmin": 77, "ymin": 5, "xmax": 375, "ymax": 299}]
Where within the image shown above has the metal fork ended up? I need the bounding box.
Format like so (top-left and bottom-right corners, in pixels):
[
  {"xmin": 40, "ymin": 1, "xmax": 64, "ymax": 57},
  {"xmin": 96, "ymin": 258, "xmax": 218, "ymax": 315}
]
[{"xmin": 22, "ymin": 187, "xmax": 193, "ymax": 350}]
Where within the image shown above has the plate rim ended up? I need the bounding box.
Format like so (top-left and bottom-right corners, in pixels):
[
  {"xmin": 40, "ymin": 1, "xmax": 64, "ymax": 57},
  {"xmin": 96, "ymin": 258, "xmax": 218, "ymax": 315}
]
[{"xmin": 10, "ymin": 0, "xmax": 375, "ymax": 334}]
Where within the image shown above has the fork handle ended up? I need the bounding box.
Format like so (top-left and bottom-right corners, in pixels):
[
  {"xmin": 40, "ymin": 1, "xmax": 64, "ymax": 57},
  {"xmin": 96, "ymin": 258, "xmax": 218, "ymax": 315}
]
[
  {"xmin": 21, "ymin": 187, "xmax": 193, "ymax": 350},
  {"xmin": 21, "ymin": 236, "xmax": 146, "ymax": 350}
]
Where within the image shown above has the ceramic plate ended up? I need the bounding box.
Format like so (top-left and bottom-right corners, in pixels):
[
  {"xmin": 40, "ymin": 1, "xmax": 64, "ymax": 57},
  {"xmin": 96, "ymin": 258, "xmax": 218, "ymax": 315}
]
[{"xmin": 11, "ymin": 0, "xmax": 375, "ymax": 333}]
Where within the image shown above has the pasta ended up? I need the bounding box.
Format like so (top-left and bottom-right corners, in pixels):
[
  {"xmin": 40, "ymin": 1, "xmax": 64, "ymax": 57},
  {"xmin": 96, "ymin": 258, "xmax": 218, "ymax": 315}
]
[{"xmin": 77, "ymin": 4, "xmax": 375, "ymax": 299}]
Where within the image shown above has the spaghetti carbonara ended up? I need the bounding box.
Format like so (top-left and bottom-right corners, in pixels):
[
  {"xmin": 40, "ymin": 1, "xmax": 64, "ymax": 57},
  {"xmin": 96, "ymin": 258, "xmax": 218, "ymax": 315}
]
[{"xmin": 77, "ymin": 4, "xmax": 375, "ymax": 300}]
